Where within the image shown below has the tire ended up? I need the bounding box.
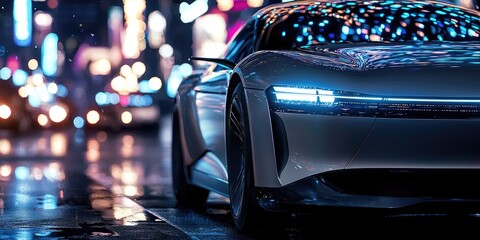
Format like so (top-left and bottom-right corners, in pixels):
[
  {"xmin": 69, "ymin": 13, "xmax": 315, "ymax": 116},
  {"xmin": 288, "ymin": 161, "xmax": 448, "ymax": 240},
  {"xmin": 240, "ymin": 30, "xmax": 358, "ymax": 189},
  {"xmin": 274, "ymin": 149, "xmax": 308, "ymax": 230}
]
[
  {"xmin": 171, "ymin": 107, "xmax": 209, "ymax": 207},
  {"xmin": 226, "ymin": 83, "xmax": 263, "ymax": 231}
]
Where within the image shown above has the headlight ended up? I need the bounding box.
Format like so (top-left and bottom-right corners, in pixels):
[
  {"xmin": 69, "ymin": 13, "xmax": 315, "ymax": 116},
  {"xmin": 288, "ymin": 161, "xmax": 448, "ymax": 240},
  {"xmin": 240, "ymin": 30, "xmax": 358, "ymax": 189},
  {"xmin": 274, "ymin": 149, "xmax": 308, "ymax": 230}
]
[
  {"xmin": 49, "ymin": 105, "xmax": 68, "ymax": 123},
  {"xmin": 0, "ymin": 104, "xmax": 12, "ymax": 119},
  {"xmin": 268, "ymin": 86, "xmax": 480, "ymax": 118}
]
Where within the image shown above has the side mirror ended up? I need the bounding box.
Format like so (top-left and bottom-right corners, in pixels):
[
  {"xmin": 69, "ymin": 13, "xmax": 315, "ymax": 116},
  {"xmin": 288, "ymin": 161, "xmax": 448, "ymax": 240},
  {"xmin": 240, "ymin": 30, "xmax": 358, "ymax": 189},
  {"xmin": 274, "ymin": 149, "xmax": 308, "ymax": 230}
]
[{"xmin": 189, "ymin": 57, "xmax": 236, "ymax": 70}]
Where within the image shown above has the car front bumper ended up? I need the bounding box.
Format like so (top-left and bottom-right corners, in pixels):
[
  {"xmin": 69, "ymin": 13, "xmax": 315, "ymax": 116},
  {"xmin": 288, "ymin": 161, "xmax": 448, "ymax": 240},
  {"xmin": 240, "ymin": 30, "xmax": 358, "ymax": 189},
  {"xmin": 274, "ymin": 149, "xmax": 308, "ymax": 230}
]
[{"xmin": 256, "ymin": 169, "xmax": 480, "ymax": 211}]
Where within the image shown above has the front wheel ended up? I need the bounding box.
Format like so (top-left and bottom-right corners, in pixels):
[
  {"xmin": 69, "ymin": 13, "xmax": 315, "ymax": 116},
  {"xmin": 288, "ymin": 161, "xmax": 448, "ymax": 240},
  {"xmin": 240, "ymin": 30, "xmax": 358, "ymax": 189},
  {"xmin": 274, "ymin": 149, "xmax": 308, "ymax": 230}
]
[{"xmin": 226, "ymin": 83, "xmax": 263, "ymax": 231}]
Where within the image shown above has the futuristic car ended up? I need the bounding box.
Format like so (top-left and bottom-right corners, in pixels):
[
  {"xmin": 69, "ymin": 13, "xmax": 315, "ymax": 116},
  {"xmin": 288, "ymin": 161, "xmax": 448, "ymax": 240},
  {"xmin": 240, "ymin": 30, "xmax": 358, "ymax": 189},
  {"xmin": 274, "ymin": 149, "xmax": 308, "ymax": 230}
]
[{"xmin": 172, "ymin": 0, "xmax": 480, "ymax": 230}]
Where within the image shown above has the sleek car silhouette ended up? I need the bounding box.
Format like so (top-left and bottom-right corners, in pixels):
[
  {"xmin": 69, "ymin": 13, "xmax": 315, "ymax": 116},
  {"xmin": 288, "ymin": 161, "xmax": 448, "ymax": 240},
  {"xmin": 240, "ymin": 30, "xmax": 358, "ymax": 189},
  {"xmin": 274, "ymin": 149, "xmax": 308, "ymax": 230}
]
[{"xmin": 172, "ymin": 0, "xmax": 480, "ymax": 230}]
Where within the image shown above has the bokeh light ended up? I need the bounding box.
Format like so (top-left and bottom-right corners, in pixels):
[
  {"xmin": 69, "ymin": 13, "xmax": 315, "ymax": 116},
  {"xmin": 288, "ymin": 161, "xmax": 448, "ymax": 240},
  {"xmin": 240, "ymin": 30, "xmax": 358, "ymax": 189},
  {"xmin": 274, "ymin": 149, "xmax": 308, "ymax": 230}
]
[
  {"xmin": 28, "ymin": 59, "xmax": 38, "ymax": 70},
  {"xmin": 121, "ymin": 111, "xmax": 133, "ymax": 124},
  {"xmin": 87, "ymin": 110, "xmax": 100, "ymax": 125},
  {"xmin": 49, "ymin": 105, "xmax": 68, "ymax": 123},
  {"xmin": 0, "ymin": 67, "xmax": 12, "ymax": 80},
  {"xmin": 148, "ymin": 77, "xmax": 162, "ymax": 91},
  {"xmin": 73, "ymin": 116, "xmax": 85, "ymax": 129},
  {"xmin": 0, "ymin": 105, "xmax": 12, "ymax": 119},
  {"xmin": 37, "ymin": 114, "xmax": 49, "ymax": 126}
]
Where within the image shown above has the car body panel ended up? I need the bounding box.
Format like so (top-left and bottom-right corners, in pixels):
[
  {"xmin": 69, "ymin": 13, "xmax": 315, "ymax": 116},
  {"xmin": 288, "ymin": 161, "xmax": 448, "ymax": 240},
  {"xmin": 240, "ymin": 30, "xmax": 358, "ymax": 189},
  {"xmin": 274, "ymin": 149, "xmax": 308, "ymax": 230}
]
[
  {"xmin": 175, "ymin": 0, "xmax": 480, "ymax": 210},
  {"xmin": 348, "ymin": 118, "xmax": 480, "ymax": 169}
]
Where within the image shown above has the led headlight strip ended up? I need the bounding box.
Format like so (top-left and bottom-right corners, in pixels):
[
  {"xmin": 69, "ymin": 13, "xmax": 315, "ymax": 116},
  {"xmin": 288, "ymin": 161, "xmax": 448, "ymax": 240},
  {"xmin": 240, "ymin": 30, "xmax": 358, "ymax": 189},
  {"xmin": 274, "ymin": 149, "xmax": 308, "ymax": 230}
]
[{"xmin": 269, "ymin": 86, "xmax": 480, "ymax": 119}]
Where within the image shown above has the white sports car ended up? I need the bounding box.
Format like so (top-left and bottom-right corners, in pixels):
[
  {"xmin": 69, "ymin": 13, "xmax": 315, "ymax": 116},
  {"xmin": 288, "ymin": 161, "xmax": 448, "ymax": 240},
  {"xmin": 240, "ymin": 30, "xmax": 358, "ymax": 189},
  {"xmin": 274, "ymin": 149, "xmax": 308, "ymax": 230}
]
[{"xmin": 172, "ymin": 0, "xmax": 480, "ymax": 230}]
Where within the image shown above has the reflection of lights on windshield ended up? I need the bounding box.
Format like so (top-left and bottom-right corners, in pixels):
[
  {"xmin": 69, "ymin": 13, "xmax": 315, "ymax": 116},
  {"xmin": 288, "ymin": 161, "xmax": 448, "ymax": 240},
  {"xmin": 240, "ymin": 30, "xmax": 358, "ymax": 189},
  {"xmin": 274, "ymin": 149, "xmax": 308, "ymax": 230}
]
[
  {"xmin": 121, "ymin": 111, "xmax": 133, "ymax": 124},
  {"xmin": 51, "ymin": 133, "xmax": 67, "ymax": 157},
  {"xmin": 0, "ymin": 165, "xmax": 12, "ymax": 177},
  {"xmin": 73, "ymin": 116, "xmax": 85, "ymax": 129},
  {"xmin": 15, "ymin": 166, "xmax": 30, "ymax": 180}
]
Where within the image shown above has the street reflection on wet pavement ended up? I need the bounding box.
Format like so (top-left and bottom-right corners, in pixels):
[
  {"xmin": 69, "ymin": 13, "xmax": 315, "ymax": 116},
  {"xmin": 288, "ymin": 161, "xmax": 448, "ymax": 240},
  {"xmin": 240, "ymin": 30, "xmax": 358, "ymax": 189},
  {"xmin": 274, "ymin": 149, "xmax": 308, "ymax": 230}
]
[{"xmin": 0, "ymin": 116, "xmax": 188, "ymax": 239}]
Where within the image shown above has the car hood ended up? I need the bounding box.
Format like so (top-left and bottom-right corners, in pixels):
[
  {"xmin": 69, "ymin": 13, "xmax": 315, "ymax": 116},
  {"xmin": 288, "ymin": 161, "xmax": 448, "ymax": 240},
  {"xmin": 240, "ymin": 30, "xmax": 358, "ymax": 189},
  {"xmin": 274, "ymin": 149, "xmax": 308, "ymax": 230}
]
[
  {"xmin": 293, "ymin": 41, "xmax": 480, "ymax": 71},
  {"xmin": 236, "ymin": 42, "xmax": 480, "ymax": 97}
]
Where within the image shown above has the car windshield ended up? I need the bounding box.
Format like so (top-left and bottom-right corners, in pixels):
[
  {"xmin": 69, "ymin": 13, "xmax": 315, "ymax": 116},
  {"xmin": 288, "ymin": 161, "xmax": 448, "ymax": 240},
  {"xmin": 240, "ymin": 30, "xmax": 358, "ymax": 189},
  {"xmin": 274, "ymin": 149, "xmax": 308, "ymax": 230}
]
[{"xmin": 256, "ymin": 0, "xmax": 480, "ymax": 50}]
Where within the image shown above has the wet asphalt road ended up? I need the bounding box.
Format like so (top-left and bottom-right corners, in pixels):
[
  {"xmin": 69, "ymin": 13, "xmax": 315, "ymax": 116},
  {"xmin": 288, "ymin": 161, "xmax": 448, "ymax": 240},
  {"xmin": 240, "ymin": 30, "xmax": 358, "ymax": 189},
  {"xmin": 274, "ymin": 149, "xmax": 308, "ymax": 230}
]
[{"xmin": 2, "ymin": 114, "xmax": 480, "ymax": 239}]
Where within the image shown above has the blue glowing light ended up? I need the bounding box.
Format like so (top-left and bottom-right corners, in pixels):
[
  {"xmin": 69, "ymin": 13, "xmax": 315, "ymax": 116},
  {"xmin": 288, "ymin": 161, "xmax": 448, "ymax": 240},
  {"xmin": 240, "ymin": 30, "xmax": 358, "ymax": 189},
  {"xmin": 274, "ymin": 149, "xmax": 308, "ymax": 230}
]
[
  {"xmin": 15, "ymin": 166, "xmax": 30, "ymax": 180},
  {"xmin": 12, "ymin": 69, "xmax": 28, "ymax": 86},
  {"xmin": 109, "ymin": 93, "xmax": 120, "ymax": 105},
  {"xmin": 28, "ymin": 94, "xmax": 42, "ymax": 108},
  {"xmin": 41, "ymin": 33, "xmax": 59, "ymax": 77},
  {"xmin": 273, "ymin": 86, "xmax": 480, "ymax": 105},
  {"xmin": 13, "ymin": 0, "xmax": 32, "ymax": 46},
  {"xmin": 95, "ymin": 92, "xmax": 108, "ymax": 105},
  {"xmin": 139, "ymin": 80, "xmax": 156, "ymax": 93},
  {"xmin": 0, "ymin": 67, "xmax": 12, "ymax": 80},
  {"xmin": 73, "ymin": 116, "xmax": 85, "ymax": 129},
  {"xmin": 56, "ymin": 84, "xmax": 68, "ymax": 97},
  {"xmin": 43, "ymin": 194, "xmax": 57, "ymax": 210}
]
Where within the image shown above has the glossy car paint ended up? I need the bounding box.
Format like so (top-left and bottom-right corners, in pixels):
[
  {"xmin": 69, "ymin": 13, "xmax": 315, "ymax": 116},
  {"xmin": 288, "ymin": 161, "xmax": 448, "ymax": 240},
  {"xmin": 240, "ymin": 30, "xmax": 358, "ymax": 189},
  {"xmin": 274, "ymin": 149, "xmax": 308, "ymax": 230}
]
[{"xmin": 175, "ymin": 0, "xmax": 480, "ymax": 209}]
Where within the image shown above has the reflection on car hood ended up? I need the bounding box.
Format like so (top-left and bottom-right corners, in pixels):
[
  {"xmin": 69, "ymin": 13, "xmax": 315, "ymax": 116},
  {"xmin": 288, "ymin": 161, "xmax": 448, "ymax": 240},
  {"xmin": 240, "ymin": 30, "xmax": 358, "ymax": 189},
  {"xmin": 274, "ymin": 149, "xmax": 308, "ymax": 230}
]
[{"xmin": 292, "ymin": 41, "xmax": 480, "ymax": 71}]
